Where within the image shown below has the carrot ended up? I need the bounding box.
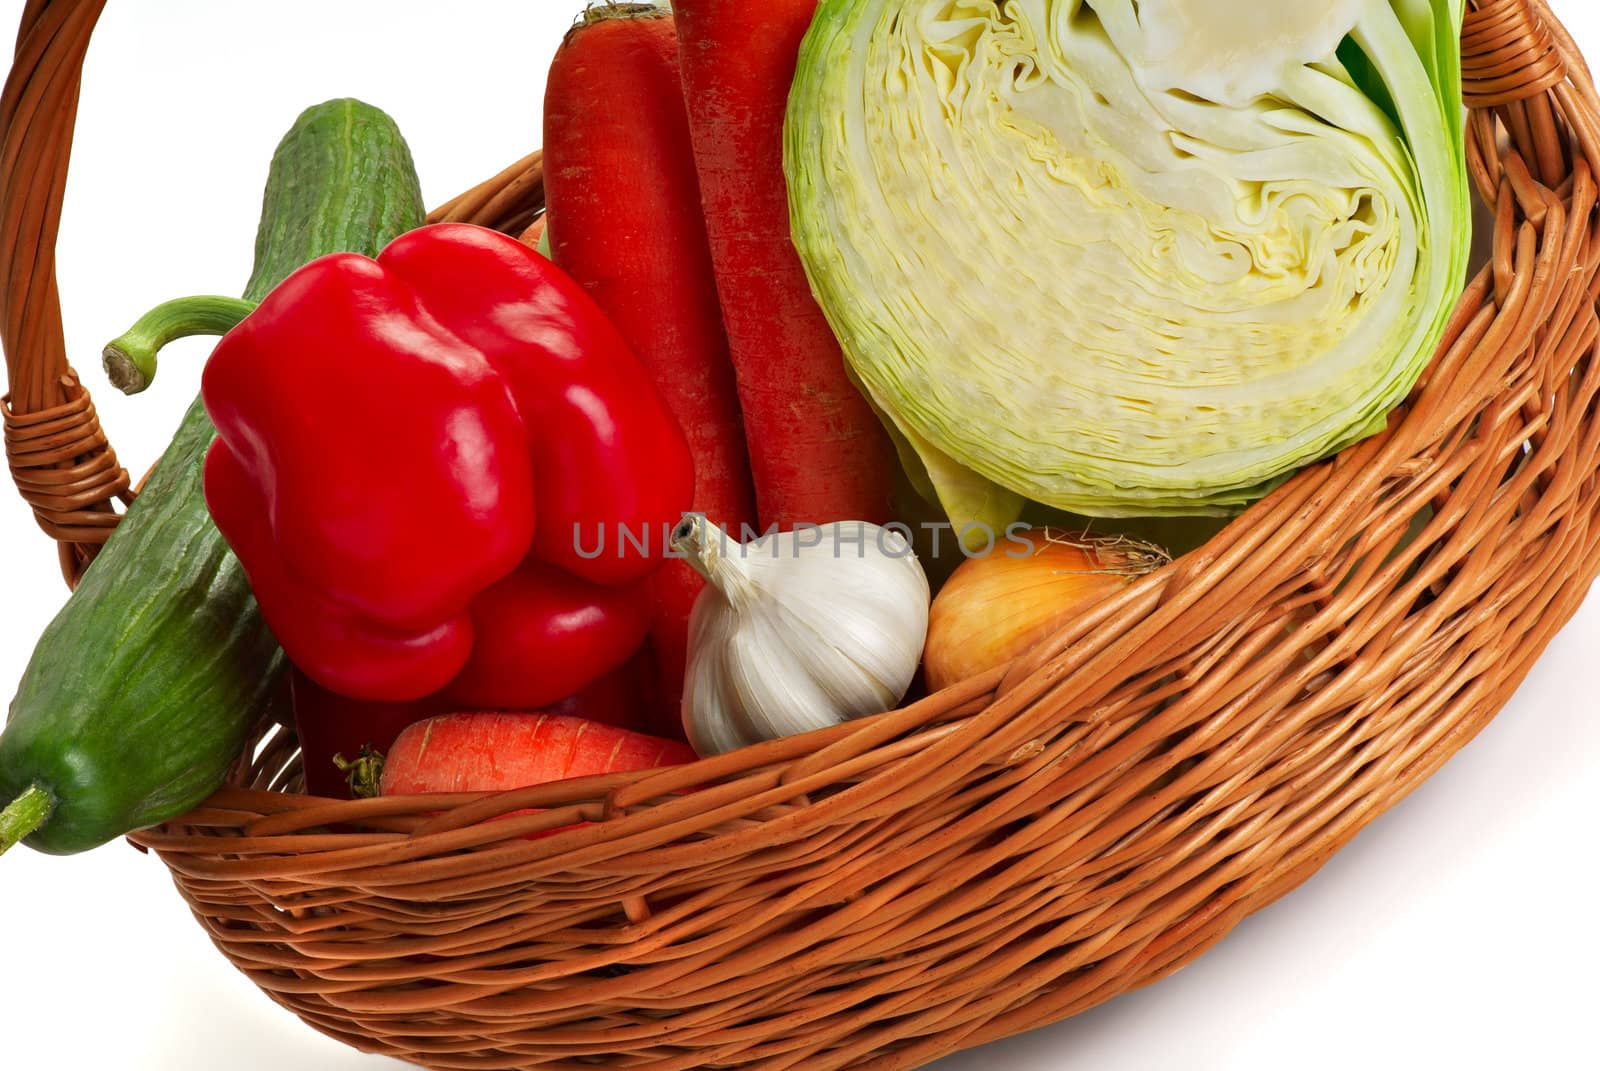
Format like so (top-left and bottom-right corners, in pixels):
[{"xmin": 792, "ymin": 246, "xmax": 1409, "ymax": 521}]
[
  {"xmin": 544, "ymin": 4, "xmax": 758, "ymax": 713},
  {"xmin": 517, "ymin": 214, "xmax": 545, "ymax": 249},
  {"xmin": 672, "ymin": 0, "xmax": 898, "ymax": 532},
  {"xmin": 378, "ymin": 712, "xmax": 696, "ymax": 796}
]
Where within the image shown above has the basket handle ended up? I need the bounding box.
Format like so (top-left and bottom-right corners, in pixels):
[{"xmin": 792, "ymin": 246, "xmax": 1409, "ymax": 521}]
[
  {"xmin": 1, "ymin": 0, "xmax": 118, "ymax": 585},
  {"xmin": 0, "ymin": 1, "xmax": 545, "ymax": 587}
]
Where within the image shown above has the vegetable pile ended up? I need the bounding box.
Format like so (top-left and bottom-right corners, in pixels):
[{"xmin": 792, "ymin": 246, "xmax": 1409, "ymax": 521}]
[{"xmin": 0, "ymin": 0, "xmax": 1469, "ymax": 858}]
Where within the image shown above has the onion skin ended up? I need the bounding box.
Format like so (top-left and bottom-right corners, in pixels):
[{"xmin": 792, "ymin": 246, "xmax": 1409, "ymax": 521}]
[{"xmin": 923, "ymin": 530, "xmax": 1168, "ymax": 692}]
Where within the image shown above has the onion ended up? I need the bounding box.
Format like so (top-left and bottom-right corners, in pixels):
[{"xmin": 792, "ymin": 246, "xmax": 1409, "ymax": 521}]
[{"xmin": 923, "ymin": 530, "xmax": 1169, "ymax": 692}]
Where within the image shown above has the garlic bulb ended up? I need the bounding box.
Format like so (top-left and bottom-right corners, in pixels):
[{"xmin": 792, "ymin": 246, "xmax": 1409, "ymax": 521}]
[{"xmin": 673, "ymin": 513, "xmax": 930, "ymax": 756}]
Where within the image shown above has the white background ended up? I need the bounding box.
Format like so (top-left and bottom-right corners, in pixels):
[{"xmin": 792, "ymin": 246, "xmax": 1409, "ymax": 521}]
[{"xmin": 0, "ymin": 2, "xmax": 1596, "ymax": 1068}]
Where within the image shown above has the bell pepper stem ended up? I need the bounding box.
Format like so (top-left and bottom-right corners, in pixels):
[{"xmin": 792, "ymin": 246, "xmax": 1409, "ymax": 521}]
[
  {"xmin": 102, "ymin": 295, "xmax": 259, "ymax": 395},
  {"xmin": 0, "ymin": 784, "xmax": 52, "ymax": 856}
]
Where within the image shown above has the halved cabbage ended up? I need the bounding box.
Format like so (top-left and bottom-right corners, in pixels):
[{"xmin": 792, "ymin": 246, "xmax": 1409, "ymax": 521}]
[{"xmin": 785, "ymin": 0, "xmax": 1468, "ymax": 525}]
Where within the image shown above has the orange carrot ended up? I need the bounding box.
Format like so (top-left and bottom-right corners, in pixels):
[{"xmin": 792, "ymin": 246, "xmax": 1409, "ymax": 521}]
[
  {"xmin": 673, "ymin": 0, "xmax": 899, "ymax": 531},
  {"xmin": 517, "ymin": 215, "xmax": 546, "ymax": 249},
  {"xmin": 544, "ymin": 5, "xmax": 758, "ymax": 712},
  {"xmin": 378, "ymin": 712, "xmax": 696, "ymax": 796}
]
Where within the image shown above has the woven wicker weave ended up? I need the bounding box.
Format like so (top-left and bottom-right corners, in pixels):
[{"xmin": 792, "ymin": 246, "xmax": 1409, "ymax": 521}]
[{"xmin": 3, "ymin": 1, "xmax": 1597, "ymax": 1068}]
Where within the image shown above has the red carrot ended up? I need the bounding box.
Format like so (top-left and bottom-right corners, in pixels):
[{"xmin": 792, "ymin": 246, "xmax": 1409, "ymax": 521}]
[
  {"xmin": 543, "ymin": 4, "xmax": 758, "ymax": 712},
  {"xmin": 673, "ymin": 0, "xmax": 898, "ymax": 533},
  {"xmin": 378, "ymin": 712, "xmax": 696, "ymax": 796},
  {"xmin": 517, "ymin": 215, "xmax": 546, "ymax": 249}
]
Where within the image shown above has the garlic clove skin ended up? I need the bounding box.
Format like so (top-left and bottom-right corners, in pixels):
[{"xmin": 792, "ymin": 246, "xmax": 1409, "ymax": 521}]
[{"xmin": 675, "ymin": 516, "xmax": 930, "ymax": 756}]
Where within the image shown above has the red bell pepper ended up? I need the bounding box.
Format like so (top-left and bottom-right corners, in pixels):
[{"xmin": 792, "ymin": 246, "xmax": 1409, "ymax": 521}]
[
  {"xmin": 435, "ymin": 557, "xmax": 650, "ymax": 711},
  {"xmin": 202, "ymin": 223, "xmax": 694, "ymax": 703}
]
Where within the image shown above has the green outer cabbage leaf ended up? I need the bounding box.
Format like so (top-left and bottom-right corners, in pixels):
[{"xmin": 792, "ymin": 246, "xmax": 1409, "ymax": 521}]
[{"xmin": 786, "ymin": 0, "xmax": 1469, "ymax": 529}]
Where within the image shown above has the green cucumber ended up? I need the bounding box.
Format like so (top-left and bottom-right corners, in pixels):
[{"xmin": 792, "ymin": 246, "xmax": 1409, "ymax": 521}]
[{"xmin": 0, "ymin": 98, "xmax": 426, "ymax": 856}]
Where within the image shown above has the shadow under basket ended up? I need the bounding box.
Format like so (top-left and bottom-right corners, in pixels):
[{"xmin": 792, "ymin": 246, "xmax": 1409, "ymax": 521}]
[{"xmin": 4, "ymin": 1, "xmax": 1600, "ymax": 1068}]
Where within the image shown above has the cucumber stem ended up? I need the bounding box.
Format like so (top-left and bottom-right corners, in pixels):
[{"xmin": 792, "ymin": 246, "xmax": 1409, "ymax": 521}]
[
  {"xmin": 0, "ymin": 785, "xmax": 53, "ymax": 856},
  {"xmin": 102, "ymin": 295, "xmax": 258, "ymax": 395}
]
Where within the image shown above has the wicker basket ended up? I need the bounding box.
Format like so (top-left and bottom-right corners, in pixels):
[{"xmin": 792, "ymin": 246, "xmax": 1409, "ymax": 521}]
[{"xmin": 3, "ymin": 1, "xmax": 1597, "ymax": 1068}]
